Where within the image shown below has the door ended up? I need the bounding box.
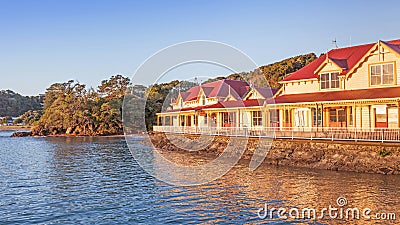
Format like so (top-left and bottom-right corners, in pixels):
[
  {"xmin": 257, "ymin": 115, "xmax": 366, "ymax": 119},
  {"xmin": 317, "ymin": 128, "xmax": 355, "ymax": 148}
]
[{"xmin": 294, "ymin": 108, "xmax": 309, "ymax": 127}]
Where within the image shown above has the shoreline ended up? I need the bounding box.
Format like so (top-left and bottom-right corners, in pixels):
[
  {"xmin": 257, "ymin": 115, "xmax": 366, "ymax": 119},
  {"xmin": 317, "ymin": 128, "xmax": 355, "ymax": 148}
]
[
  {"xmin": 7, "ymin": 129, "xmax": 134, "ymax": 138},
  {"xmin": 148, "ymin": 132, "xmax": 400, "ymax": 175},
  {"xmin": 0, "ymin": 126, "xmax": 31, "ymax": 131}
]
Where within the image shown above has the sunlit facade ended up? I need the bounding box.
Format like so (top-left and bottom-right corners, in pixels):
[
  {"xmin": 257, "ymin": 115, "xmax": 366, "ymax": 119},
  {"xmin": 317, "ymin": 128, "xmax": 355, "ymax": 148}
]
[{"xmin": 155, "ymin": 39, "xmax": 400, "ymax": 139}]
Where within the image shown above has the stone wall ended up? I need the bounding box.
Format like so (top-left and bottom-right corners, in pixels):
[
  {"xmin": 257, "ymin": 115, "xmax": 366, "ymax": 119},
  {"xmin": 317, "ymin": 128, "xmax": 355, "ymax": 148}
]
[{"xmin": 148, "ymin": 133, "xmax": 400, "ymax": 175}]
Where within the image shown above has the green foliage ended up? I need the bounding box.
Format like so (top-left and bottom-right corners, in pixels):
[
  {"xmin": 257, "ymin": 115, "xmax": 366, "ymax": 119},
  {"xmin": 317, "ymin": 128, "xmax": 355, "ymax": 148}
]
[
  {"xmin": 13, "ymin": 118, "xmax": 23, "ymax": 125},
  {"xmin": 0, "ymin": 90, "xmax": 42, "ymax": 117},
  {"xmin": 259, "ymin": 53, "xmax": 317, "ymax": 88},
  {"xmin": 20, "ymin": 110, "xmax": 43, "ymax": 125},
  {"xmin": 33, "ymin": 75, "xmax": 131, "ymax": 136},
  {"xmin": 98, "ymin": 74, "xmax": 130, "ymax": 100},
  {"xmin": 199, "ymin": 53, "xmax": 317, "ymax": 89},
  {"xmin": 377, "ymin": 149, "xmax": 390, "ymax": 157}
]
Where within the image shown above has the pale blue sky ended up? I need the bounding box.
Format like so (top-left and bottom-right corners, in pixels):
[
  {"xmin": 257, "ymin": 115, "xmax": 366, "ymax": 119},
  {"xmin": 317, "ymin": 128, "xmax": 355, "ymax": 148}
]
[{"xmin": 1, "ymin": 0, "xmax": 399, "ymax": 95}]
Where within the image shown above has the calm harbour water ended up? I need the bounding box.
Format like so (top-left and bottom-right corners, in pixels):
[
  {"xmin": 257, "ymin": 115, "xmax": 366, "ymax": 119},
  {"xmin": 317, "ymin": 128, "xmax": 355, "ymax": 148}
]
[{"xmin": 0, "ymin": 130, "xmax": 399, "ymax": 224}]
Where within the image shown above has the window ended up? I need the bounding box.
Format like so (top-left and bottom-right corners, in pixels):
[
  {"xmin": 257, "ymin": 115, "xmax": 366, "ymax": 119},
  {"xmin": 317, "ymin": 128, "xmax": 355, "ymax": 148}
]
[
  {"xmin": 252, "ymin": 111, "xmax": 262, "ymax": 126},
  {"xmin": 348, "ymin": 107, "xmax": 353, "ymax": 126},
  {"xmin": 201, "ymin": 95, "xmax": 206, "ymax": 105},
  {"xmin": 329, "ymin": 109, "xmax": 336, "ymax": 122},
  {"xmin": 204, "ymin": 114, "xmax": 208, "ymax": 125},
  {"xmin": 222, "ymin": 112, "xmax": 236, "ymax": 127},
  {"xmin": 284, "ymin": 110, "xmax": 290, "ymax": 123},
  {"xmin": 320, "ymin": 72, "xmax": 340, "ymax": 89},
  {"xmin": 165, "ymin": 116, "xmax": 171, "ymax": 125},
  {"xmin": 370, "ymin": 63, "xmax": 394, "ymax": 85},
  {"xmin": 312, "ymin": 108, "xmax": 322, "ymax": 126},
  {"xmin": 270, "ymin": 110, "xmax": 279, "ymax": 125},
  {"xmin": 329, "ymin": 108, "xmax": 346, "ymax": 123},
  {"xmin": 338, "ymin": 109, "xmax": 346, "ymax": 122}
]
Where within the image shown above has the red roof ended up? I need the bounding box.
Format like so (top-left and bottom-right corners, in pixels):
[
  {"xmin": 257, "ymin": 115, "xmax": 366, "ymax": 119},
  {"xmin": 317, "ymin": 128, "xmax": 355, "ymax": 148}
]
[
  {"xmin": 282, "ymin": 42, "xmax": 378, "ymax": 81},
  {"xmin": 383, "ymin": 40, "xmax": 400, "ymax": 55},
  {"xmin": 282, "ymin": 39, "xmax": 400, "ymax": 82},
  {"xmin": 273, "ymin": 86, "xmax": 400, "ymax": 104},
  {"xmin": 178, "ymin": 79, "xmax": 251, "ymax": 102}
]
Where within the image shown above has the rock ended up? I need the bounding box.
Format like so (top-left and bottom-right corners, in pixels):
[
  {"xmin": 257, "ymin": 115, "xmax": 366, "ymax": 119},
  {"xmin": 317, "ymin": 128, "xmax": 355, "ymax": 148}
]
[
  {"xmin": 66, "ymin": 127, "xmax": 73, "ymax": 135},
  {"xmin": 148, "ymin": 133, "xmax": 400, "ymax": 175},
  {"xmin": 11, "ymin": 131, "xmax": 32, "ymax": 137}
]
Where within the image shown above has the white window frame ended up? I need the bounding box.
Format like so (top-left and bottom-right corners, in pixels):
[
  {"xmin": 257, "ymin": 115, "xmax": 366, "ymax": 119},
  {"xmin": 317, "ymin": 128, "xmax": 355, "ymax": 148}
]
[
  {"xmin": 252, "ymin": 111, "xmax": 262, "ymax": 126},
  {"xmin": 370, "ymin": 63, "xmax": 394, "ymax": 86},
  {"xmin": 320, "ymin": 72, "xmax": 340, "ymax": 89}
]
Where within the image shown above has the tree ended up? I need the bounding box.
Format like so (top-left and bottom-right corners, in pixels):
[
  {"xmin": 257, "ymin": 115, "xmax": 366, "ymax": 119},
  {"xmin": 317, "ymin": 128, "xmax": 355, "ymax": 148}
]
[
  {"xmin": 0, "ymin": 89, "xmax": 42, "ymax": 117},
  {"xmin": 20, "ymin": 110, "xmax": 42, "ymax": 125},
  {"xmin": 13, "ymin": 118, "xmax": 23, "ymax": 125},
  {"xmin": 98, "ymin": 75, "xmax": 130, "ymax": 100}
]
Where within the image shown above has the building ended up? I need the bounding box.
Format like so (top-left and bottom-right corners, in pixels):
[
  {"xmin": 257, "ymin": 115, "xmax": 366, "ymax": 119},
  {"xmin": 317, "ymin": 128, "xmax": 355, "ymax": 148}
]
[
  {"xmin": 154, "ymin": 39, "xmax": 400, "ymax": 141},
  {"xmin": 275, "ymin": 39, "xmax": 400, "ymax": 130},
  {"xmin": 156, "ymin": 79, "xmax": 277, "ymax": 133}
]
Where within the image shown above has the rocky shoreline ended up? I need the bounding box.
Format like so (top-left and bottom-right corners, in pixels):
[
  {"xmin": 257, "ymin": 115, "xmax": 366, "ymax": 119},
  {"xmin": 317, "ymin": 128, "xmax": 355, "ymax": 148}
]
[
  {"xmin": 10, "ymin": 130, "xmax": 124, "ymax": 137},
  {"xmin": 148, "ymin": 132, "xmax": 400, "ymax": 175}
]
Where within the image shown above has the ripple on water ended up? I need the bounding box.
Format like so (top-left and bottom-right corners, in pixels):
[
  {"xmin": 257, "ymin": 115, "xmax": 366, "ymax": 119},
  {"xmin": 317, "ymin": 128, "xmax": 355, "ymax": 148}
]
[{"xmin": 0, "ymin": 131, "xmax": 399, "ymax": 224}]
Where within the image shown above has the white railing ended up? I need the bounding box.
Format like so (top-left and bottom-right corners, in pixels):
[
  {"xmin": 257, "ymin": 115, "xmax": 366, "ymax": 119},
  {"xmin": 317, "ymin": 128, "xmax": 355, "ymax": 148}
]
[{"xmin": 153, "ymin": 126, "xmax": 400, "ymax": 142}]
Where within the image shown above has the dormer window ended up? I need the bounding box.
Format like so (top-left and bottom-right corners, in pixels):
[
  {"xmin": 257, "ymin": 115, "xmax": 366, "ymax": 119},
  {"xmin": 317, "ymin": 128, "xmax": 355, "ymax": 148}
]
[
  {"xmin": 180, "ymin": 98, "xmax": 183, "ymax": 107},
  {"xmin": 370, "ymin": 63, "xmax": 394, "ymax": 85},
  {"xmin": 320, "ymin": 72, "xmax": 339, "ymax": 89}
]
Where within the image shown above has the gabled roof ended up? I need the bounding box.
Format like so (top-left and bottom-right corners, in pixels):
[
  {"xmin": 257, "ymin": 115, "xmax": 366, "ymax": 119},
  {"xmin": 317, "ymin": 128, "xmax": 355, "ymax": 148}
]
[
  {"xmin": 329, "ymin": 58, "xmax": 348, "ymax": 70},
  {"xmin": 381, "ymin": 40, "xmax": 400, "ymax": 56},
  {"xmin": 281, "ymin": 41, "xmax": 382, "ymax": 82},
  {"xmin": 243, "ymin": 87, "xmax": 279, "ymax": 100},
  {"xmin": 176, "ymin": 79, "xmax": 251, "ymax": 102},
  {"xmin": 254, "ymin": 87, "xmax": 279, "ymax": 98}
]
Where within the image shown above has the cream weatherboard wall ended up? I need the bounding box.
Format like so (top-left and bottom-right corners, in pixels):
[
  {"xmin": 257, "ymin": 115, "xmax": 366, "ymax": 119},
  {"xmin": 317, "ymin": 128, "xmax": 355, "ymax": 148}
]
[
  {"xmin": 345, "ymin": 45, "xmax": 400, "ymax": 90},
  {"xmin": 318, "ymin": 61, "xmax": 342, "ymax": 73},
  {"xmin": 283, "ymin": 80, "xmax": 319, "ymax": 95}
]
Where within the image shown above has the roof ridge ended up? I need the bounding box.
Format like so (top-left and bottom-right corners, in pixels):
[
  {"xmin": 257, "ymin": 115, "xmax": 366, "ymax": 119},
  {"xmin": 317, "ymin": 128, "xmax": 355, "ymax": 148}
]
[{"xmin": 328, "ymin": 42, "xmax": 375, "ymax": 53}]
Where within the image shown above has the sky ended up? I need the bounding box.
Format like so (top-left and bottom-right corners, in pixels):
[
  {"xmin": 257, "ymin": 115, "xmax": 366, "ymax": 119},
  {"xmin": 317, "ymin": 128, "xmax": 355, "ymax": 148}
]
[{"xmin": 0, "ymin": 0, "xmax": 399, "ymax": 95}]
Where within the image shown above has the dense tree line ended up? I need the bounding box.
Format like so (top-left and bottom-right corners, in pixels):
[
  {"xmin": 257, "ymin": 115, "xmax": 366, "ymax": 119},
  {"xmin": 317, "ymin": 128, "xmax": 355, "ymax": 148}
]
[
  {"xmin": 5, "ymin": 53, "xmax": 317, "ymax": 135},
  {"xmin": 258, "ymin": 53, "xmax": 317, "ymax": 88},
  {"xmin": 0, "ymin": 90, "xmax": 42, "ymax": 117},
  {"xmin": 202, "ymin": 53, "xmax": 317, "ymax": 88}
]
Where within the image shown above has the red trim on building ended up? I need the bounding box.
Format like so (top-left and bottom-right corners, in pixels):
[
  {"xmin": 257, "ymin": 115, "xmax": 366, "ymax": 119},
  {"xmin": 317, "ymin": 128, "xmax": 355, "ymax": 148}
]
[{"xmin": 273, "ymin": 86, "xmax": 400, "ymax": 104}]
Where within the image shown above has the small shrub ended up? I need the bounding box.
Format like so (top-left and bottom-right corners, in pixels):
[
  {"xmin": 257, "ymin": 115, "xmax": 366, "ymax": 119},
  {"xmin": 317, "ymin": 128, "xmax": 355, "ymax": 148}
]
[{"xmin": 377, "ymin": 149, "xmax": 390, "ymax": 157}]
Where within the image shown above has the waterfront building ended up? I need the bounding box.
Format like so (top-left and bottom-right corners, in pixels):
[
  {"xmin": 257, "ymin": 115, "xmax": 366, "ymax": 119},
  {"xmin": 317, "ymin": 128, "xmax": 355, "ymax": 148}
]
[{"xmin": 154, "ymin": 39, "xmax": 400, "ymax": 141}]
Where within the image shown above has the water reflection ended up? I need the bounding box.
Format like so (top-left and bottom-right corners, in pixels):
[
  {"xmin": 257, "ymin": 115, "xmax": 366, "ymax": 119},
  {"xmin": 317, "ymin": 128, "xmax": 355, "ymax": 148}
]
[
  {"xmin": 0, "ymin": 131, "xmax": 399, "ymax": 224},
  {"xmin": 153, "ymin": 151, "xmax": 400, "ymax": 224}
]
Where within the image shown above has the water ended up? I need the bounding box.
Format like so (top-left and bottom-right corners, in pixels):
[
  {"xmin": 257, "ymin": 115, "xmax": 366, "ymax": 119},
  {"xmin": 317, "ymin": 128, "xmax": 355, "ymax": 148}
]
[{"xmin": 0, "ymin": 130, "xmax": 399, "ymax": 224}]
